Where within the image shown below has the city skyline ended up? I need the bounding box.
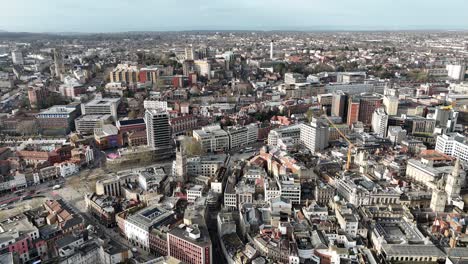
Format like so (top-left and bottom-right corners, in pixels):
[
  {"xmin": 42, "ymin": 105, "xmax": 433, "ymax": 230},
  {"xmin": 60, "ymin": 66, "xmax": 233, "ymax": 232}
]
[{"xmin": 2, "ymin": 0, "xmax": 468, "ymax": 33}]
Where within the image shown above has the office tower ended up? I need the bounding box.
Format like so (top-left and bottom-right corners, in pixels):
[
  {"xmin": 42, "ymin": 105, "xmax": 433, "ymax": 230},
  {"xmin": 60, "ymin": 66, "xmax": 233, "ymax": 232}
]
[
  {"xmin": 433, "ymin": 106, "xmax": 458, "ymax": 132},
  {"xmin": 54, "ymin": 49, "xmax": 65, "ymax": 79},
  {"xmin": 358, "ymin": 95, "xmax": 383, "ymax": 126},
  {"xmin": 194, "ymin": 60, "xmax": 211, "ymax": 79},
  {"xmin": 300, "ymin": 118, "xmax": 329, "ymax": 153},
  {"xmin": 383, "ymin": 96, "xmax": 398, "ymax": 116},
  {"xmin": 175, "ymin": 139, "xmax": 187, "ymax": 183},
  {"xmin": 445, "ymin": 158, "xmax": 462, "ymax": 199},
  {"xmin": 446, "ymin": 64, "xmax": 466, "ymax": 81},
  {"xmin": 270, "ymin": 40, "xmax": 274, "ymax": 60},
  {"xmin": 347, "ymin": 97, "xmax": 360, "ymax": 126},
  {"xmin": 183, "ymin": 60, "xmax": 196, "ymax": 76},
  {"xmin": 11, "ymin": 50, "xmax": 24, "ymax": 65},
  {"xmin": 0, "ymin": 45, "xmax": 8, "ymax": 56},
  {"xmin": 145, "ymin": 109, "xmax": 171, "ymax": 150},
  {"xmin": 332, "ymin": 91, "xmax": 348, "ymax": 122},
  {"xmin": 371, "ymin": 108, "xmax": 389, "ymax": 137},
  {"xmin": 185, "ymin": 45, "xmax": 195, "ymax": 60}
]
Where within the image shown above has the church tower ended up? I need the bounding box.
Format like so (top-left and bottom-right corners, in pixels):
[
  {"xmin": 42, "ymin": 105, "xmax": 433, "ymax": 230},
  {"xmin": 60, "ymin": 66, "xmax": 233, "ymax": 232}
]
[
  {"xmin": 445, "ymin": 158, "xmax": 462, "ymax": 199},
  {"xmin": 431, "ymin": 178, "xmax": 447, "ymax": 212},
  {"xmin": 175, "ymin": 139, "xmax": 188, "ymax": 183}
]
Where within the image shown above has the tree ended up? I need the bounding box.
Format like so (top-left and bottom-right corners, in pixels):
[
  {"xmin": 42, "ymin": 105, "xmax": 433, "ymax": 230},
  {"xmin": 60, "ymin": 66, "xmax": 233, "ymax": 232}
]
[
  {"xmin": 183, "ymin": 137, "xmax": 204, "ymax": 157},
  {"xmin": 305, "ymin": 109, "xmax": 314, "ymax": 122},
  {"xmin": 128, "ymin": 110, "xmax": 138, "ymax": 119}
]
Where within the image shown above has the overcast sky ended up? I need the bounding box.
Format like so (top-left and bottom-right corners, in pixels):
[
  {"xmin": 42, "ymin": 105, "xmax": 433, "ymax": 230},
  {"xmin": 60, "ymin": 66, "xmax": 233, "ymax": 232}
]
[{"xmin": 2, "ymin": 0, "xmax": 468, "ymax": 32}]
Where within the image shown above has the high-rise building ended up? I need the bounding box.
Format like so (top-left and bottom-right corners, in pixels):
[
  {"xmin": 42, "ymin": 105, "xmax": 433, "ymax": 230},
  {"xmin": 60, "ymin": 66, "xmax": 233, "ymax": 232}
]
[
  {"xmin": 185, "ymin": 46, "xmax": 196, "ymax": 60},
  {"xmin": 300, "ymin": 118, "xmax": 329, "ymax": 153},
  {"xmin": 145, "ymin": 109, "xmax": 172, "ymax": 150},
  {"xmin": 332, "ymin": 91, "xmax": 348, "ymax": 122},
  {"xmin": 194, "ymin": 60, "xmax": 211, "ymax": 79},
  {"xmin": 28, "ymin": 85, "xmax": 48, "ymax": 109},
  {"xmin": 371, "ymin": 108, "xmax": 389, "ymax": 137},
  {"xmin": 446, "ymin": 64, "xmax": 466, "ymax": 81},
  {"xmin": 347, "ymin": 97, "xmax": 360, "ymax": 126},
  {"xmin": 358, "ymin": 95, "xmax": 383, "ymax": 126},
  {"xmin": 183, "ymin": 60, "xmax": 196, "ymax": 76},
  {"xmin": 11, "ymin": 50, "xmax": 24, "ymax": 65},
  {"xmin": 383, "ymin": 96, "xmax": 398, "ymax": 116},
  {"xmin": 54, "ymin": 49, "xmax": 65, "ymax": 79},
  {"xmin": 167, "ymin": 224, "xmax": 212, "ymax": 264},
  {"xmin": 270, "ymin": 40, "xmax": 274, "ymax": 60},
  {"xmin": 432, "ymin": 106, "xmax": 458, "ymax": 132}
]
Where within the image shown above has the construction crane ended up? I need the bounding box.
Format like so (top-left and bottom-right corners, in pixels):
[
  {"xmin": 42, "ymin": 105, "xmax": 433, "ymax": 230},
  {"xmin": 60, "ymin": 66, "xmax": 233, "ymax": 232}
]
[{"xmin": 323, "ymin": 115, "xmax": 355, "ymax": 171}]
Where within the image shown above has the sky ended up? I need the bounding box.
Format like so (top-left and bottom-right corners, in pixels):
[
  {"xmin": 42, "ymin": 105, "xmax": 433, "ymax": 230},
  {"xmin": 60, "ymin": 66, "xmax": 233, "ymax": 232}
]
[{"xmin": 1, "ymin": 0, "xmax": 468, "ymax": 32}]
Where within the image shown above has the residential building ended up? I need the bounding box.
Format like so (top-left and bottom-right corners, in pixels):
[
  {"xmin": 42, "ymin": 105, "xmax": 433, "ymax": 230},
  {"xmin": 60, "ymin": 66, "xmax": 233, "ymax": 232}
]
[
  {"xmin": 371, "ymin": 108, "xmax": 388, "ymax": 137},
  {"xmin": 110, "ymin": 64, "xmax": 139, "ymax": 84}
]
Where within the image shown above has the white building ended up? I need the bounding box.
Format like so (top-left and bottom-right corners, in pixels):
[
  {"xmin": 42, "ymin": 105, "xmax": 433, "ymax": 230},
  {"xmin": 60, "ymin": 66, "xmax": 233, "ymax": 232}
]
[
  {"xmin": 387, "ymin": 126, "xmax": 407, "ymax": 145},
  {"xmin": 187, "ymin": 185, "xmax": 203, "ymax": 203},
  {"xmin": 226, "ymin": 126, "xmax": 248, "ymax": 150},
  {"xmin": 186, "ymin": 155, "xmax": 225, "ymax": 177},
  {"xmin": 371, "ymin": 108, "xmax": 388, "ymax": 137},
  {"xmin": 12, "ymin": 50, "xmax": 24, "ymax": 65},
  {"xmin": 446, "ymin": 64, "xmax": 466, "ymax": 81},
  {"xmin": 300, "ymin": 118, "xmax": 329, "ymax": 153},
  {"xmin": 193, "ymin": 125, "xmax": 229, "ymax": 153},
  {"xmin": 56, "ymin": 162, "xmax": 79, "ymax": 177},
  {"xmin": 267, "ymin": 124, "xmax": 301, "ymax": 147},
  {"xmin": 284, "ymin": 73, "xmax": 306, "ymax": 84},
  {"xmin": 124, "ymin": 205, "xmax": 175, "ymax": 251},
  {"xmin": 435, "ymin": 133, "xmax": 468, "ymax": 163},
  {"xmin": 81, "ymin": 97, "xmax": 120, "ymax": 121},
  {"xmin": 246, "ymin": 123, "xmax": 259, "ymax": 143},
  {"xmin": 194, "ymin": 60, "xmax": 211, "ymax": 78},
  {"xmin": 143, "ymin": 100, "xmax": 168, "ymax": 111},
  {"xmin": 383, "ymin": 96, "xmax": 398, "ymax": 116}
]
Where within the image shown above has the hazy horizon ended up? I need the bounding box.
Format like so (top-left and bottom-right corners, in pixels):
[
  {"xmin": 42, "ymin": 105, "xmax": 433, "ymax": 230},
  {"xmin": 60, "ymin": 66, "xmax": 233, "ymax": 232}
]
[{"xmin": 2, "ymin": 0, "xmax": 468, "ymax": 33}]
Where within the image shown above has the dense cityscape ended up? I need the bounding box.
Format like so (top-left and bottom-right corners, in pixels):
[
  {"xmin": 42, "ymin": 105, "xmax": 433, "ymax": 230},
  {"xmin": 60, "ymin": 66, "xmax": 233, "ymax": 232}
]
[{"xmin": 0, "ymin": 29, "xmax": 467, "ymax": 264}]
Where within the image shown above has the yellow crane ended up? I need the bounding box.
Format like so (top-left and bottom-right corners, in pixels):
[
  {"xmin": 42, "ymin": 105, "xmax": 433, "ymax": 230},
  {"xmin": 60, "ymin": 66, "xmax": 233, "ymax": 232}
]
[{"xmin": 323, "ymin": 115, "xmax": 355, "ymax": 171}]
